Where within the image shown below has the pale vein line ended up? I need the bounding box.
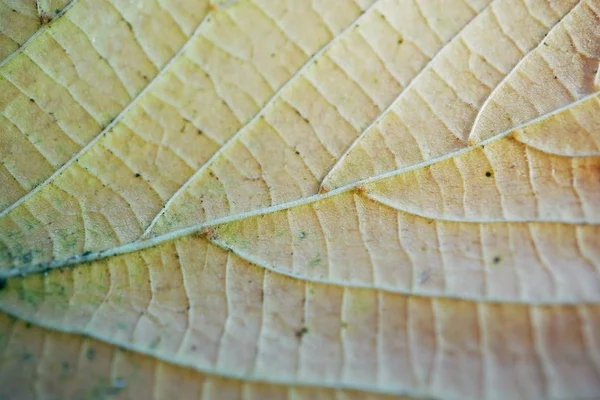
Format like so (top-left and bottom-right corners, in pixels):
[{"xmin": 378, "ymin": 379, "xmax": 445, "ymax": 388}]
[
  {"xmin": 529, "ymin": 307, "xmax": 552, "ymax": 398},
  {"xmin": 467, "ymin": 0, "xmax": 584, "ymax": 141},
  {"xmin": 0, "ymin": 9, "xmax": 213, "ymax": 217},
  {"xmin": 324, "ymin": 0, "xmax": 586, "ymax": 191},
  {"xmin": 0, "ymin": 303, "xmax": 436, "ymax": 400},
  {"xmin": 318, "ymin": 0, "xmax": 496, "ymax": 192},
  {"xmin": 515, "ymin": 142, "xmax": 600, "ymax": 158},
  {"xmin": 361, "ymin": 184, "xmax": 596, "ymax": 225},
  {"xmin": 139, "ymin": 0, "xmax": 385, "ymax": 239},
  {"xmin": 35, "ymin": 0, "xmax": 43, "ymax": 20},
  {"xmin": 0, "ymin": 0, "xmax": 77, "ymax": 68},
  {"xmin": 4, "ymin": 92, "xmax": 599, "ymax": 279},
  {"xmin": 197, "ymin": 236, "xmax": 600, "ymax": 303}
]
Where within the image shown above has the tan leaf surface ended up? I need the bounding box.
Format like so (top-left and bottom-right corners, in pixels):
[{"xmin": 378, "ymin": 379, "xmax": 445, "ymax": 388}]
[
  {"xmin": 0, "ymin": 0, "xmax": 73, "ymax": 63},
  {"xmin": 0, "ymin": 312, "xmax": 404, "ymax": 400},
  {"xmin": 0, "ymin": 0, "xmax": 599, "ymax": 399}
]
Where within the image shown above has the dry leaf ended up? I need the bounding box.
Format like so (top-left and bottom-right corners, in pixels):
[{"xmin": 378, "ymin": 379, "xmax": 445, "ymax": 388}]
[{"xmin": 0, "ymin": 0, "xmax": 599, "ymax": 398}]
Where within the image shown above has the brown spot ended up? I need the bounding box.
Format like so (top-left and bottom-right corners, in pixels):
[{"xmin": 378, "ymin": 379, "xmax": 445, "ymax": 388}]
[
  {"xmin": 192, "ymin": 226, "xmax": 217, "ymax": 240},
  {"xmin": 354, "ymin": 184, "xmax": 368, "ymax": 195},
  {"xmin": 39, "ymin": 12, "xmax": 53, "ymax": 24},
  {"xmin": 295, "ymin": 326, "xmax": 309, "ymax": 339}
]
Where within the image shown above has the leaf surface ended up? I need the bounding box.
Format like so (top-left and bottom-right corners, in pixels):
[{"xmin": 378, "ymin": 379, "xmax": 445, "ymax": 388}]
[{"xmin": 1, "ymin": 0, "xmax": 599, "ymax": 398}]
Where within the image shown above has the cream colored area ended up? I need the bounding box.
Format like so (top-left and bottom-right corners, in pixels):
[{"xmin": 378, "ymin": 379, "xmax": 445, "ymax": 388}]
[
  {"xmin": 0, "ymin": 312, "xmax": 403, "ymax": 400},
  {"xmin": 211, "ymin": 192, "xmax": 600, "ymax": 302},
  {"xmin": 0, "ymin": 0, "xmax": 599, "ymax": 397},
  {"xmin": 1, "ymin": 238, "xmax": 599, "ymax": 399},
  {"xmin": 0, "ymin": 0, "xmax": 212, "ymax": 210},
  {"xmin": 0, "ymin": 0, "xmax": 72, "ymax": 63},
  {"xmin": 323, "ymin": 0, "xmax": 599, "ymax": 189},
  {"xmin": 0, "ymin": 0, "xmax": 377, "ymax": 269},
  {"xmin": 513, "ymin": 93, "xmax": 600, "ymax": 155}
]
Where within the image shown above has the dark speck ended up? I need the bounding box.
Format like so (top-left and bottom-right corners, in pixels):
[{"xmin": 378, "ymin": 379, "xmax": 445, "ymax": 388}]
[
  {"xmin": 0, "ymin": 278, "xmax": 6, "ymax": 291},
  {"xmin": 485, "ymin": 171, "xmax": 492, "ymax": 178},
  {"xmin": 134, "ymin": 173, "xmax": 141, "ymax": 178},
  {"xmin": 295, "ymin": 326, "xmax": 309, "ymax": 339},
  {"xmin": 493, "ymin": 256, "xmax": 501, "ymax": 264}
]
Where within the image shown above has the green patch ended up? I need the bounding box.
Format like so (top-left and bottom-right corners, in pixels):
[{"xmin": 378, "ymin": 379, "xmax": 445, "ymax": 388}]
[
  {"xmin": 86, "ymin": 347, "xmax": 96, "ymax": 361},
  {"xmin": 85, "ymin": 378, "xmax": 125, "ymax": 400},
  {"xmin": 309, "ymin": 255, "xmax": 321, "ymax": 267},
  {"xmin": 61, "ymin": 361, "xmax": 71, "ymax": 379},
  {"xmin": 149, "ymin": 337, "xmax": 161, "ymax": 350},
  {"xmin": 295, "ymin": 326, "xmax": 309, "ymax": 339},
  {"xmin": 17, "ymin": 286, "xmax": 44, "ymax": 308}
]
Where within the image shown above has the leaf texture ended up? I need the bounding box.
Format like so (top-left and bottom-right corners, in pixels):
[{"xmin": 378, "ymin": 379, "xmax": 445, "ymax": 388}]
[
  {"xmin": 0, "ymin": 312, "xmax": 404, "ymax": 400},
  {"xmin": 0, "ymin": 0, "xmax": 599, "ymax": 398},
  {"xmin": 0, "ymin": 0, "xmax": 73, "ymax": 63}
]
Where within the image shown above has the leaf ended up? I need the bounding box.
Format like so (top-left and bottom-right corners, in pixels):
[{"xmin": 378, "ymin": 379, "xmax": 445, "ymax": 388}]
[
  {"xmin": 0, "ymin": 0, "xmax": 74, "ymax": 64},
  {"xmin": 0, "ymin": 0, "xmax": 599, "ymax": 398}
]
